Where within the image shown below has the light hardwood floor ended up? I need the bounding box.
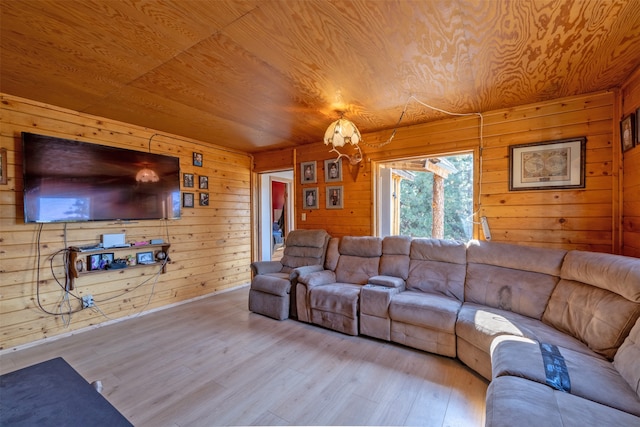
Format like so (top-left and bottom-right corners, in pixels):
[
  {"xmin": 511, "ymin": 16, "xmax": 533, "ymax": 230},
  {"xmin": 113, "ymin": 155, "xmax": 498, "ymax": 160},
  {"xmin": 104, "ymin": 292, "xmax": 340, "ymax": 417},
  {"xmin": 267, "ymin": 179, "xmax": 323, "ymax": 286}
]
[{"xmin": 0, "ymin": 286, "xmax": 488, "ymax": 426}]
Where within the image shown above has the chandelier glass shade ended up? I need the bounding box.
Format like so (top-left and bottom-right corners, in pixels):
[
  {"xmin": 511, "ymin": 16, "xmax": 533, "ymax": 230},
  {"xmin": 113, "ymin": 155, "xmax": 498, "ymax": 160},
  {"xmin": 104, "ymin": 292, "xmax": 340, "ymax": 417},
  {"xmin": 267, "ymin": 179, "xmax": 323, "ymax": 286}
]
[
  {"xmin": 323, "ymin": 118, "xmax": 362, "ymax": 147},
  {"xmin": 323, "ymin": 117, "xmax": 363, "ymax": 164}
]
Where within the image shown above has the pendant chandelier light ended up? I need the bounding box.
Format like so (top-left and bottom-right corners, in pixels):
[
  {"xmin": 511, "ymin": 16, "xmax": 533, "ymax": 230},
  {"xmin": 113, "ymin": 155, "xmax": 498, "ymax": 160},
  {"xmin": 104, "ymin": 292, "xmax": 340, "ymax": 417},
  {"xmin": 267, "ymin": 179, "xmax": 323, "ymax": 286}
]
[{"xmin": 323, "ymin": 116, "xmax": 364, "ymax": 165}]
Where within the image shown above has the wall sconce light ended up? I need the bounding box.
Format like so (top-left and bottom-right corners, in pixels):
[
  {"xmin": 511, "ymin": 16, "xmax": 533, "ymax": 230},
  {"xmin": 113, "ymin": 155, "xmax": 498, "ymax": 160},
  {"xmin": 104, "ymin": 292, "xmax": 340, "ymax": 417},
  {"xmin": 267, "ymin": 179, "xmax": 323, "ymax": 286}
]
[{"xmin": 323, "ymin": 116, "xmax": 364, "ymax": 165}]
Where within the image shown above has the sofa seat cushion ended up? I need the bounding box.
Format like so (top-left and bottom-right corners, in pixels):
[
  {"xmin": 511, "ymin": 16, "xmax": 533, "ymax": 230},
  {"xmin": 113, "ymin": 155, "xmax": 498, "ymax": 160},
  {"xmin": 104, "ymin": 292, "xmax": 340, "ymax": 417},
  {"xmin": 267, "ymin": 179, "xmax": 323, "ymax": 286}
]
[
  {"xmin": 250, "ymin": 273, "xmax": 290, "ymax": 296},
  {"xmin": 457, "ymin": 303, "xmax": 594, "ymax": 357},
  {"xmin": 390, "ymin": 291, "xmax": 461, "ymax": 332},
  {"xmin": 486, "ymin": 376, "xmax": 640, "ymax": 427},
  {"xmin": 491, "ymin": 337, "xmax": 640, "ymax": 416},
  {"xmin": 310, "ymin": 284, "xmax": 361, "ymax": 319}
]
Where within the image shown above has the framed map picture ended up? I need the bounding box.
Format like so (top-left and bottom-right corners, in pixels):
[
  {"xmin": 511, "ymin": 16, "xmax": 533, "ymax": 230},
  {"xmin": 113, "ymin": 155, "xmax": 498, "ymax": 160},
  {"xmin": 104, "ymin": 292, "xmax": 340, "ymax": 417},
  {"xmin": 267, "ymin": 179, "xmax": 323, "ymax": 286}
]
[{"xmin": 509, "ymin": 137, "xmax": 586, "ymax": 191}]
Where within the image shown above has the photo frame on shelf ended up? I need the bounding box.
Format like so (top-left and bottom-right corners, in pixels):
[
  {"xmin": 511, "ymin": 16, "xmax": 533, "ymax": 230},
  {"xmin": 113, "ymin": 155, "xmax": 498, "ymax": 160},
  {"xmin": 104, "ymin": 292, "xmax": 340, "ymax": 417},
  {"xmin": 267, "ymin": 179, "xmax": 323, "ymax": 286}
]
[
  {"xmin": 0, "ymin": 148, "xmax": 6, "ymax": 185},
  {"xmin": 199, "ymin": 192, "xmax": 209, "ymax": 206},
  {"xmin": 183, "ymin": 173, "xmax": 194, "ymax": 188},
  {"xmin": 87, "ymin": 254, "xmax": 101, "ymax": 271},
  {"xmin": 193, "ymin": 152, "xmax": 203, "ymax": 167},
  {"xmin": 621, "ymin": 113, "xmax": 635, "ymax": 153},
  {"xmin": 509, "ymin": 137, "xmax": 586, "ymax": 191},
  {"xmin": 182, "ymin": 192, "xmax": 194, "ymax": 208},
  {"xmin": 199, "ymin": 175, "xmax": 208, "ymax": 189},
  {"xmin": 301, "ymin": 161, "xmax": 317, "ymax": 184},
  {"xmin": 326, "ymin": 185, "xmax": 343, "ymax": 209},
  {"xmin": 136, "ymin": 251, "xmax": 154, "ymax": 265},
  {"xmin": 303, "ymin": 187, "xmax": 319, "ymax": 209},
  {"xmin": 87, "ymin": 253, "xmax": 114, "ymax": 271},
  {"xmin": 324, "ymin": 159, "xmax": 342, "ymax": 182}
]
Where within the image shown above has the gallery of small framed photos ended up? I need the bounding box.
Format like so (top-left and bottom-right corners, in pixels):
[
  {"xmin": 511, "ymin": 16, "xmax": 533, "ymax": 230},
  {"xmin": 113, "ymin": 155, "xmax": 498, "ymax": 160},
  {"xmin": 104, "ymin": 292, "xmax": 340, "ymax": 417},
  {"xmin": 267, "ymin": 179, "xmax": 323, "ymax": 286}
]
[
  {"xmin": 182, "ymin": 152, "xmax": 210, "ymax": 208},
  {"xmin": 301, "ymin": 158, "xmax": 344, "ymax": 210}
]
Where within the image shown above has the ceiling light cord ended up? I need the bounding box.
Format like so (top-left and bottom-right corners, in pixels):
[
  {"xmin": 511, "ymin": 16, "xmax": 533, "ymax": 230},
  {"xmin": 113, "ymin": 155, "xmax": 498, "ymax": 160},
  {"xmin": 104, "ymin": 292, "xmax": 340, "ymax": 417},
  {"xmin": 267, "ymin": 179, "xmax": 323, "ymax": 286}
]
[{"xmin": 363, "ymin": 95, "xmax": 487, "ymax": 229}]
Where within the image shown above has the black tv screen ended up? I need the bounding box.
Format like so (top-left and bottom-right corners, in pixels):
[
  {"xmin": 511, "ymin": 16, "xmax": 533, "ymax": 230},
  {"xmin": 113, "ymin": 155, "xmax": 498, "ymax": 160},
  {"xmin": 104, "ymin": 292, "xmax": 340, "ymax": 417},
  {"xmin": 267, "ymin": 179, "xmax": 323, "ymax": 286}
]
[{"xmin": 22, "ymin": 132, "xmax": 181, "ymax": 223}]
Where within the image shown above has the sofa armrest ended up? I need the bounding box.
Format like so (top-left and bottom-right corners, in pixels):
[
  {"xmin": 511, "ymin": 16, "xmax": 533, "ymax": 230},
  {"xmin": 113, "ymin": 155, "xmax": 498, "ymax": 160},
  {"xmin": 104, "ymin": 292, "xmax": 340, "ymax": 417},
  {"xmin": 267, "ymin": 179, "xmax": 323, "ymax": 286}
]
[
  {"xmin": 290, "ymin": 264, "xmax": 325, "ymax": 280},
  {"xmin": 251, "ymin": 261, "xmax": 283, "ymax": 276},
  {"xmin": 368, "ymin": 275, "xmax": 406, "ymax": 291},
  {"xmin": 297, "ymin": 269, "xmax": 336, "ymax": 288}
]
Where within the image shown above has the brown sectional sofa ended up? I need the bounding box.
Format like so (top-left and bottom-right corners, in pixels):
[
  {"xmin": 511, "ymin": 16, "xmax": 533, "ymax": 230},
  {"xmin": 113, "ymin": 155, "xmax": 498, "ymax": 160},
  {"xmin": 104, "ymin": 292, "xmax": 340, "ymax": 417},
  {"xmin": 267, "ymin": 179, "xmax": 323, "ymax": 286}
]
[{"xmin": 289, "ymin": 234, "xmax": 640, "ymax": 426}]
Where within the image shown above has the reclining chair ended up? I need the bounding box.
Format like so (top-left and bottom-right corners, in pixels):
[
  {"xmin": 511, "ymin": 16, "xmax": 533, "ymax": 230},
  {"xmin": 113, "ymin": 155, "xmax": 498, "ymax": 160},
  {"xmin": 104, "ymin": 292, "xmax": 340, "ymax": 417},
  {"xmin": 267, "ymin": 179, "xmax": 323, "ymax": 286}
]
[{"xmin": 249, "ymin": 229, "xmax": 330, "ymax": 320}]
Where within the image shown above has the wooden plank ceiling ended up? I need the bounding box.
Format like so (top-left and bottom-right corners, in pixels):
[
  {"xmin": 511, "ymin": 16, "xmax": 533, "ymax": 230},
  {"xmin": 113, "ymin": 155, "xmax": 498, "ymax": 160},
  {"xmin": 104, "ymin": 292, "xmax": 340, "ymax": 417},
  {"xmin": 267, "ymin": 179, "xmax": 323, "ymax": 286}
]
[{"xmin": 2, "ymin": 0, "xmax": 639, "ymax": 153}]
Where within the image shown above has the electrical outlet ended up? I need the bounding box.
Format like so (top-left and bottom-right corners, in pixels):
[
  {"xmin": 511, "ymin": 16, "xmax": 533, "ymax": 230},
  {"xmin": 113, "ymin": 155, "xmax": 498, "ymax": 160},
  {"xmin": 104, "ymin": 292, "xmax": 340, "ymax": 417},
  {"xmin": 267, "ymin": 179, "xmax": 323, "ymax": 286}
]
[{"xmin": 82, "ymin": 295, "xmax": 94, "ymax": 308}]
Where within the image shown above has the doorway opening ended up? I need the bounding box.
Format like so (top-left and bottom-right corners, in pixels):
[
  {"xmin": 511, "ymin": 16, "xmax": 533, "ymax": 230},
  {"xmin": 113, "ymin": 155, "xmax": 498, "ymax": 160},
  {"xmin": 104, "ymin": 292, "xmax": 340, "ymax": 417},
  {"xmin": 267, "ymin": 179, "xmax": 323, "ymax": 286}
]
[
  {"xmin": 377, "ymin": 152, "xmax": 474, "ymax": 241},
  {"xmin": 258, "ymin": 171, "xmax": 293, "ymax": 261}
]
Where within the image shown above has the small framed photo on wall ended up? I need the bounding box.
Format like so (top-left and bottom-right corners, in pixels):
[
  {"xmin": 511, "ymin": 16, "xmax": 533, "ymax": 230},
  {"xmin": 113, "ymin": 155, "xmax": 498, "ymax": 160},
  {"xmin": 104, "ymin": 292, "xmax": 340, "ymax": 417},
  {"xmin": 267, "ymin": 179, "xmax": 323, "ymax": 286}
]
[
  {"xmin": 303, "ymin": 187, "xmax": 319, "ymax": 209},
  {"xmin": 636, "ymin": 108, "xmax": 640, "ymax": 147},
  {"xmin": 301, "ymin": 161, "xmax": 317, "ymax": 184},
  {"xmin": 621, "ymin": 113, "xmax": 635, "ymax": 153},
  {"xmin": 0, "ymin": 148, "xmax": 7, "ymax": 185},
  {"xmin": 199, "ymin": 192, "xmax": 209, "ymax": 206},
  {"xmin": 326, "ymin": 185, "xmax": 343, "ymax": 209},
  {"xmin": 183, "ymin": 192, "xmax": 194, "ymax": 208},
  {"xmin": 193, "ymin": 152, "xmax": 203, "ymax": 167},
  {"xmin": 199, "ymin": 175, "xmax": 208, "ymax": 189},
  {"xmin": 324, "ymin": 159, "xmax": 342, "ymax": 182},
  {"xmin": 183, "ymin": 173, "xmax": 194, "ymax": 188}
]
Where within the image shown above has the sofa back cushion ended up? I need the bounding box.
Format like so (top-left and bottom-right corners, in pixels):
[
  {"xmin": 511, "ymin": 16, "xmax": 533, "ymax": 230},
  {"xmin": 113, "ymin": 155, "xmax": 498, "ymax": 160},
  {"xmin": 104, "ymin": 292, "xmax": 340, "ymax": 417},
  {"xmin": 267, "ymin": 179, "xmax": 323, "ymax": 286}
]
[
  {"xmin": 465, "ymin": 240, "xmax": 566, "ymax": 319},
  {"xmin": 379, "ymin": 235, "xmax": 412, "ymax": 279},
  {"xmin": 560, "ymin": 250, "xmax": 640, "ymax": 302},
  {"xmin": 335, "ymin": 236, "xmax": 382, "ymax": 284},
  {"xmin": 614, "ymin": 317, "xmax": 640, "ymax": 399},
  {"xmin": 542, "ymin": 250, "xmax": 640, "ymax": 360},
  {"xmin": 406, "ymin": 239, "xmax": 467, "ymax": 301},
  {"xmin": 280, "ymin": 229, "xmax": 330, "ymax": 273}
]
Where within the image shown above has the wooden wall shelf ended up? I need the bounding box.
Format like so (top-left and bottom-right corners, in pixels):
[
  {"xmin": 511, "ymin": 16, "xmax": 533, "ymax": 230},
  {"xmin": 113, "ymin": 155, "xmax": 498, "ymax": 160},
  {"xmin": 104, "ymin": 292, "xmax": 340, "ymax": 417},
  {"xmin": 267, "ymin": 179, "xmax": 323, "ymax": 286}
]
[{"xmin": 68, "ymin": 244, "xmax": 170, "ymax": 288}]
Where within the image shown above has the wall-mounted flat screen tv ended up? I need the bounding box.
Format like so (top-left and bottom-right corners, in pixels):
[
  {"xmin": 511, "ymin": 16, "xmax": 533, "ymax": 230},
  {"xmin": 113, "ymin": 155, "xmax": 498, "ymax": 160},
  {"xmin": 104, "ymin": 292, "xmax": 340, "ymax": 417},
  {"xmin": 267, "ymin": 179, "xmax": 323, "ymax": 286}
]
[{"xmin": 22, "ymin": 132, "xmax": 181, "ymax": 223}]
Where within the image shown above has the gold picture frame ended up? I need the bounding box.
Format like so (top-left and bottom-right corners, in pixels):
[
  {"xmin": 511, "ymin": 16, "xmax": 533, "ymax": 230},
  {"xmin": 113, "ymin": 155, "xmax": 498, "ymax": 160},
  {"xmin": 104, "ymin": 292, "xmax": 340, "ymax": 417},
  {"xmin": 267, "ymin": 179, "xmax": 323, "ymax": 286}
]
[{"xmin": 509, "ymin": 137, "xmax": 586, "ymax": 191}]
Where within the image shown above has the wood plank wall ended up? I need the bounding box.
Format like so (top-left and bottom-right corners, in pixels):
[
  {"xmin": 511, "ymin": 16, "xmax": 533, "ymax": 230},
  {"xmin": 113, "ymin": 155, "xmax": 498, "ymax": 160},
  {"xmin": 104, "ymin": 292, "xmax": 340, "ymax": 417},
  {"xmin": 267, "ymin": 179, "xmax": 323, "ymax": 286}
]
[
  {"xmin": 621, "ymin": 68, "xmax": 640, "ymax": 257},
  {"xmin": 256, "ymin": 90, "xmax": 629, "ymax": 253},
  {"xmin": 0, "ymin": 94, "xmax": 252, "ymax": 350}
]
